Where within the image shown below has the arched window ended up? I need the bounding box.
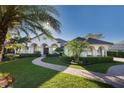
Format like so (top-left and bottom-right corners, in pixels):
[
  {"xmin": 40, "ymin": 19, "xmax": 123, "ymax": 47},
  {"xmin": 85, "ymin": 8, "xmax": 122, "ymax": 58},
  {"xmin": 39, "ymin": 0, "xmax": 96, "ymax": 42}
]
[
  {"xmin": 31, "ymin": 43, "xmax": 38, "ymax": 53},
  {"xmin": 88, "ymin": 46, "xmax": 96, "ymax": 56},
  {"xmin": 98, "ymin": 46, "xmax": 105, "ymax": 56},
  {"xmin": 51, "ymin": 44, "xmax": 58, "ymax": 51}
]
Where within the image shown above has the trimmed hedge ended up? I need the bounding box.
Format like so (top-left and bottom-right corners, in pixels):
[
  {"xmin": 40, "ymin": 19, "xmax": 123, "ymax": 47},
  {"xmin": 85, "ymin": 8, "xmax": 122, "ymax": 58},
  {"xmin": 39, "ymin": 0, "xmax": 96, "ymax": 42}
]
[
  {"xmin": 79, "ymin": 57, "xmax": 113, "ymax": 65},
  {"xmin": 107, "ymin": 51, "xmax": 124, "ymax": 58},
  {"xmin": 19, "ymin": 53, "xmax": 41, "ymax": 58},
  {"xmin": 46, "ymin": 53, "xmax": 60, "ymax": 57},
  {"xmin": 59, "ymin": 56, "xmax": 113, "ymax": 65},
  {"xmin": 60, "ymin": 56, "xmax": 72, "ymax": 64}
]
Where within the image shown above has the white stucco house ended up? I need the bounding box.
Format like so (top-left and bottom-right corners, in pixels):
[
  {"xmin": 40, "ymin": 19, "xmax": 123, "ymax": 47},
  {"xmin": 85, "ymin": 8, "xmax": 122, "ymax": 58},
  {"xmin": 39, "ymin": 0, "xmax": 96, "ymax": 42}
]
[
  {"xmin": 65, "ymin": 37, "xmax": 113, "ymax": 57},
  {"xmin": 20, "ymin": 33, "xmax": 67, "ymax": 55},
  {"xmin": 20, "ymin": 34, "xmax": 113, "ymax": 57}
]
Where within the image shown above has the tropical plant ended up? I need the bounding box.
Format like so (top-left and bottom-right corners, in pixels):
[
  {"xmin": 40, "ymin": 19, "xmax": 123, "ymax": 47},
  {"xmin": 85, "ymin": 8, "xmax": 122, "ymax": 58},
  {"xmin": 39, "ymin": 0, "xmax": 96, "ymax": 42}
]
[
  {"xmin": 55, "ymin": 47, "xmax": 63, "ymax": 56},
  {"xmin": 84, "ymin": 33, "xmax": 104, "ymax": 39},
  {"xmin": 65, "ymin": 40, "xmax": 88, "ymax": 63},
  {"xmin": 0, "ymin": 5, "xmax": 61, "ymax": 61},
  {"xmin": 5, "ymin": 43, "xmax": 23, "ymax": 54},
  {"xmin": 10, "ymin": 36, "xmax": 30, "ymax": 54}
]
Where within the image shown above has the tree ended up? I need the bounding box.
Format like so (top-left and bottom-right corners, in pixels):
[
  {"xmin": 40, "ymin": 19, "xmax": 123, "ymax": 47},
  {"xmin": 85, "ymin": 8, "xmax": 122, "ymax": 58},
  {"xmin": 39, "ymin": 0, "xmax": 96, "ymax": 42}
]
[
  {"xmin": 5, "ymin": 43, "xmax": 22, "ymax": 54},
  {"xmin": 65, "ymin": 40, "xmax": 88, "ymax": 63},
  {"xmin": 10, "ymin": 36, "xmax": 30, "ymax": 54},
  {"xmin": 0, "ymin": 5, "xmax": 61, "ymax": 61},
  {"xmin": 55, "ymin": 47, "xmax": 63, "ymax": 56},
  {"xmin": 84, "ymin": 33, "xmax": 104, "ymax": 39}
]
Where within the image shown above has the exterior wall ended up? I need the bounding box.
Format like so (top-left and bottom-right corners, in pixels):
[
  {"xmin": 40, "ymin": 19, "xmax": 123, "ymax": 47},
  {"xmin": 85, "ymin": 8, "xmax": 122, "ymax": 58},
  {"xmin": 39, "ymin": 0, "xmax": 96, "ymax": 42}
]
[
  {"xmin": 87, "ymin": 44, "xmax": 111, "ymax": 57},
  {"xmin": 20, "ymin": 34, "xmax": 60, "ymax": 55},
  {"xmin": 64, "ymin": 44, "xmax": 112, "ymax": 57},
  {"xmin": 20, "ymin": 35, "xmax": 112, "ymax": 57}
]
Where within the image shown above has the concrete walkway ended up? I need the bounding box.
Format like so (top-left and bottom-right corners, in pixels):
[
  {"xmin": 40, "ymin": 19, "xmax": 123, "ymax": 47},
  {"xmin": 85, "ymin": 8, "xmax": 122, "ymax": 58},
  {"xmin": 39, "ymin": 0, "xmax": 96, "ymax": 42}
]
[{"xmin": 32, "ymin": 57, "xmax": 124, "ymax": 88}]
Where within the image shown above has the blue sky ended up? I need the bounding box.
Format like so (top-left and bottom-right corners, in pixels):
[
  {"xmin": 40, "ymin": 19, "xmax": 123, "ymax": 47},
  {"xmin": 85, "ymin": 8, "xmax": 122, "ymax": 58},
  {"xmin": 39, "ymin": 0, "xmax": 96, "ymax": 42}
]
[{"xmin": 53, "ymin": 5, "xmax": 124, "ymax": 43}]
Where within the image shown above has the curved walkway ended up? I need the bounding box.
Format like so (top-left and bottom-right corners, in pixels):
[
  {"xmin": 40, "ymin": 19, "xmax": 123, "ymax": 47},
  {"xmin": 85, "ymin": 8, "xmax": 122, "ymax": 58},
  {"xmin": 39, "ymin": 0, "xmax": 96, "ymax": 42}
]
[{"xmin": 32, "ymin": 57, "xmax": 124, "ymax": 88}]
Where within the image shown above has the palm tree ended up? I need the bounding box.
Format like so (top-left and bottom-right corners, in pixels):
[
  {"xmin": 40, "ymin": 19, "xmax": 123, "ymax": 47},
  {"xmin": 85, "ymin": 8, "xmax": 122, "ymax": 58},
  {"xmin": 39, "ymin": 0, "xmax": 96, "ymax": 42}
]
[
  {"xmin": 10, "ymin": 36, "xmax": 30, "ymax": 54},
  {"xmin": 0, "ymin": 5, "xmax": 61, "ymax": 61},
  {"xmin": 65, "ymin": 40, "xmax": 88, "ymax": 63}
]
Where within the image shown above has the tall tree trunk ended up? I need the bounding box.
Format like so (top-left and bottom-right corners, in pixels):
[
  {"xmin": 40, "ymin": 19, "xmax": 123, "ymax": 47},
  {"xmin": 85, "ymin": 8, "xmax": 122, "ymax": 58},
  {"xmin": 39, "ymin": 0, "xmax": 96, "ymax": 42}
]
[
  {"xmin": 0, "ymin": 45, "xmax": 5, "ymax": 62},
  {"xmin": 0, "ymin": 29, "xmax": 7, "ymax": 62},
  {"xmin": 74, "ymin": 54, "xmax": 80, "ymax": 63}
]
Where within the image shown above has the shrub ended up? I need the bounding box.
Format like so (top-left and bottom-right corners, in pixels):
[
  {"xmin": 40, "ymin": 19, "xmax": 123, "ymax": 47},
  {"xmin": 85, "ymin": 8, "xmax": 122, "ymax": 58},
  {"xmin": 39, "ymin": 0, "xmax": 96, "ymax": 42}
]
[
  {"xmin": 107, "ymin": 51, "xmax": 124, "ymax": 58},
  {"xmin": 55, "ymin": 47, "xmax": 63, "ymax": 56},
  {"xmin": 60, "ymin": 56, "xmax": 72, "ymax": 64},
  {"xmin": 46, "ymin": 53, "xmax": 60, "ymax": 57},
  {"xmin": 19, "ymin": 53, "xmax": 41, "ymax": 58},
  {"xmin": 0, "ymin": 73, "xmax": 13, "ymax": 88},
  {"xmin": 59, "ymin": 56, "xmax": 113, "ymax": 65},
  {"xmin": 3, "ymin": 54, "xmax": 17, "ymax": 61},
  {"xmin": 79, "ymin": 57, "xmax": 113, "ymax": 65}
]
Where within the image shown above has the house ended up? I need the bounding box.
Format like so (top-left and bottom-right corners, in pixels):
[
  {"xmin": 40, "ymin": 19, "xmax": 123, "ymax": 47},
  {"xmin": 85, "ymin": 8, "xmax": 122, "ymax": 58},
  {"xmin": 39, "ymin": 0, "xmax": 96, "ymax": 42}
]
[
  {"xmin": 65, "ymin": 37, "xmax": 113, "ymax": 57},
  {"xmin": 20, "ymin": 34, "xmax": 113, "ymax": 57},
  {"xmin": 109, "ymin": 40, "xmax": 124, "ymax": 52},
  {"xmin": 20, "ymin": 33, "xmax": 67, "ymax": 55}
]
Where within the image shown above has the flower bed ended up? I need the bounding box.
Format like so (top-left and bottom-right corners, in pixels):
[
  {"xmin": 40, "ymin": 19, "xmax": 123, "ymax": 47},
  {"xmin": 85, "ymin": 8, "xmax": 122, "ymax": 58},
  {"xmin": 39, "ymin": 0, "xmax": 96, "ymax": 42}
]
[{"xmin": 0, "ymin": 73, "xmax": 13, "ymax": 88}]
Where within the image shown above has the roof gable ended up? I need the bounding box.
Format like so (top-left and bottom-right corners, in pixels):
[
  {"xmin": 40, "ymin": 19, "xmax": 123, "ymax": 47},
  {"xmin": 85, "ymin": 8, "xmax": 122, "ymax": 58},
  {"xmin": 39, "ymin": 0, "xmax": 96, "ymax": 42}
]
[{"xmin": 31, "ymin": 34, "xmax": 67, "ymax": 45}]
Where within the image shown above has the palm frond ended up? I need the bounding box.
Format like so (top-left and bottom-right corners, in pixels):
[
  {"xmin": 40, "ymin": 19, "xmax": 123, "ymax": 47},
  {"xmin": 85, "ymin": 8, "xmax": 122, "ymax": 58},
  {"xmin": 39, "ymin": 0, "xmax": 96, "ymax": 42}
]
[{"xmin": 0, "ymin": 5, "xmax": 61, "ymax": 41}]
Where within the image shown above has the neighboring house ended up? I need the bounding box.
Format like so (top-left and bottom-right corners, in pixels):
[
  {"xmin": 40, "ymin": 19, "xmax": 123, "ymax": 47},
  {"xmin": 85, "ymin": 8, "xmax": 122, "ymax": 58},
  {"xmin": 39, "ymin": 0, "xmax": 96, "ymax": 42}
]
[
  {"xmin": 109, "ymin": 40, "xmax": 124, "ymax": 52},
  {"xmin": 20, "ymin": 33, "xmax": 67, "ymax": 55},
  {"xmin": 65, "ymin": 37, "xmax": 113, "ymax": 57}
]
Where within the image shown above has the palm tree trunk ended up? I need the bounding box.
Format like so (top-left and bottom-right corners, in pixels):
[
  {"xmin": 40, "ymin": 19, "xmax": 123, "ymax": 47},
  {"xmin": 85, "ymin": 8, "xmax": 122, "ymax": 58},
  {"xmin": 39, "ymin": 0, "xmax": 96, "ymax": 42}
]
[
  {"xmin": 14, "ymin": 48, "xmax": 16, "ymax": 55},
  {"xmin": 0, "ymin": 45, "xmax": 5, "ymax": 62},
  {"xmin": 0, "ymin": 29, "xmax": 7, "ymax": 62}
]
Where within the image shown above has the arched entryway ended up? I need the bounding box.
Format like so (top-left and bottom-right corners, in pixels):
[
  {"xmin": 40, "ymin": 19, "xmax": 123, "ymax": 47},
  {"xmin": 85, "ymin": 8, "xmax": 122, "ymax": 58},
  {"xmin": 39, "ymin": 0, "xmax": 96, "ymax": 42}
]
[
  {"xmin": 98, "ymin": 46, "xmax": 105, "ymax": 56},
  {"xmin": 51, "ymin": 44, "xmax": 58, "ymax": 53},
  {"xmin": 88, "ymin": 46, "xmax": 96, "ymax": 56},
  {"xmin": 22, "ymin": 45, "xmax": 28, "ymax": 53},
  {"xmin": 42, "ymin": 44, "xmax": 49, "ymax": 55},
  {"xmin": 31, "ymin": 43, "xmax": 38, "ymax": 53}
]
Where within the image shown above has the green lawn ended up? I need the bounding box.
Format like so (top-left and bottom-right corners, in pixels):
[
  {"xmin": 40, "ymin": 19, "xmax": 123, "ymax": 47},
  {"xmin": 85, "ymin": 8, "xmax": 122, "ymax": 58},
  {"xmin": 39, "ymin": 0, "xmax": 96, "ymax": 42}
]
[
  {"xmin": 42, "ymin": 56, "xmax": 124, "ymax": 73},
  {"xmin": 41, "ymin": 73, "xmax": 113, "ymax": 88},
  {"xmin": 0, "ymin": 57, "xmax": 113, "ymax": 88}
]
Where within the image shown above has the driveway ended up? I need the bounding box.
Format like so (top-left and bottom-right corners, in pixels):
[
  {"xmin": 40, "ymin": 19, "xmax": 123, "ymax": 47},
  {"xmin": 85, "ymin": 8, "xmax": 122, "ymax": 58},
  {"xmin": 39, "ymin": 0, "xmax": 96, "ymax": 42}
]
[{"xmin": 107, "ymin": 65, "xmax": 124, "ymax": 76}]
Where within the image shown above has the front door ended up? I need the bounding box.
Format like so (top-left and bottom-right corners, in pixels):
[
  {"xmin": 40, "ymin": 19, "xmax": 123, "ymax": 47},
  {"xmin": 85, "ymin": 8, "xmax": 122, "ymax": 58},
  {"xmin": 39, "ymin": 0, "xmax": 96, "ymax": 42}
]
[{"xmin": 43, "ymin": 46, "xmax": 49, "ymax": 55}]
